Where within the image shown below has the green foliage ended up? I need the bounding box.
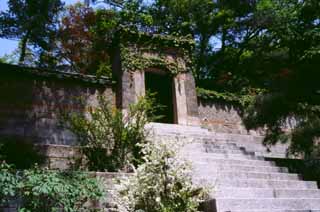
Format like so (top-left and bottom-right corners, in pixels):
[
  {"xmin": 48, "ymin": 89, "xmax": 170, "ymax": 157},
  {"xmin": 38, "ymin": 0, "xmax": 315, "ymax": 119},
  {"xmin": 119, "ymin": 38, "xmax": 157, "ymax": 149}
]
[
  {"xmin": 120, "ymin": 0, "xmax": 153, "ymax": 30},
  {"xmin": 53, "ymin": 3, "xmax": 116, "ymax": 75},
  {"xmin": 117, "ymin": 27, "xmax": 195, "ymax": 76},
  {"xmin": 120, "ymin": 46, "xmax": 189, "ymax": 76},
  {"xmin": 0, "ymin": 163, "xmax": 104, "ymax": 212},
  {"xmin": 114, "ymin": 141, "xmax": 208, "ymax": 212},
  {"xmin": 244, "ymin": 89, "xmax": 320, "ymax": 157},
  {"xmin": 0, "ymin": 162, "xmax": 19, "ymax": 207},
  {"xmin": 18, "ymin": 168, "xmax": 103, "ymax": 212},
  {"xmin": 243, "ymin": 0, "xmax": 320, "ymax": 156},
  {"xmin": 118, "ymin": 27, "xmax": 195, "ymax": 51},
  {"xmin": 197, "ymin": 87, "xmax": 265, "ymax": 107},
  {"xmin": 0, "ymin": 0, "xmax": 64, "ymax": 63},
  {"xmin": 0, "ymin": 51, "xmax": 19, "ymax": 64},
  {"xmin": 65, "ymin": 94, "xmax": 158, "ymax": 172}
]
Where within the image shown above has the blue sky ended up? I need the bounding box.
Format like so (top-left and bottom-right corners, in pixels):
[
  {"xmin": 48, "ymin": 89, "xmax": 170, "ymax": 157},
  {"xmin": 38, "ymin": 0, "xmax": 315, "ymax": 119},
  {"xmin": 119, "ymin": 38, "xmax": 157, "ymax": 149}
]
[{"xmin": 0, "ymin": 0, "xmax": 81, "ymax": 57}]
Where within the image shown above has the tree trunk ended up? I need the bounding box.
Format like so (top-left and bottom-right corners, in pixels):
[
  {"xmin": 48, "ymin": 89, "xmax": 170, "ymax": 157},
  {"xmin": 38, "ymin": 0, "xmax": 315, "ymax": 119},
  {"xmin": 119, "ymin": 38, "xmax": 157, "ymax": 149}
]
[
  {"xmin": 221, "ymin": 27, "xmax": 227, "ymax": 52},
  {"xmin": 196, "ymin": 34, "xmax": 209, "ymax": 81},
  {"xmin": 19, "ymin": 31, "xmax": 30, "ymax": 64}
]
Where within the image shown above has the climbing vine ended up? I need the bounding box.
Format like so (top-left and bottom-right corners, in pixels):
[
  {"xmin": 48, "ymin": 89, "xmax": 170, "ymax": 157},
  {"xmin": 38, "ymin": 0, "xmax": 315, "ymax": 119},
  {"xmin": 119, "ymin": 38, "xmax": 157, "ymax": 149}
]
[
  {"xmin": 197, "ymin": 87, "xmax": 266, "ymax": 107},
  {"xmin": 117, "ymin": 28, "xmax": 195, "ymax": 75}
]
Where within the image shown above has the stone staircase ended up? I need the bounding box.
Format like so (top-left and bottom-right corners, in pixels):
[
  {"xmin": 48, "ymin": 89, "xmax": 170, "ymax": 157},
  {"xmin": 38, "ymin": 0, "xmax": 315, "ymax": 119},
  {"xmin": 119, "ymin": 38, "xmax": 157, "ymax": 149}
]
[{"xmin": 147, "ymin": 123, "xmax": 320, "ymax": 212}]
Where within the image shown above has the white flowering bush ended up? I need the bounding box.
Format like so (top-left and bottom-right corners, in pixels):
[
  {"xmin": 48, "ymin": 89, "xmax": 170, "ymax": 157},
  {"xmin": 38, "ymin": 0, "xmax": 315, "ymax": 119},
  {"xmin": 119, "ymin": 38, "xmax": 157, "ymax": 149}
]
[{"xmin": 113, "ymin": 141, "xmax": 208, "ymax": 212}]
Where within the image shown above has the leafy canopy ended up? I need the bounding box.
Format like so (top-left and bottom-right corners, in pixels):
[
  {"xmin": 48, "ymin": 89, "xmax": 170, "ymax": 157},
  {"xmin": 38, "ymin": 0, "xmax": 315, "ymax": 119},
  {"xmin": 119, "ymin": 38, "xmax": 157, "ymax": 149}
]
[
  {"xmin": 0, "ymin": 0, "xmax": 64, "ymax": 63},
  {"xmin": 243, "ymin": 0, "xmax": 320, "ymax": 157}
]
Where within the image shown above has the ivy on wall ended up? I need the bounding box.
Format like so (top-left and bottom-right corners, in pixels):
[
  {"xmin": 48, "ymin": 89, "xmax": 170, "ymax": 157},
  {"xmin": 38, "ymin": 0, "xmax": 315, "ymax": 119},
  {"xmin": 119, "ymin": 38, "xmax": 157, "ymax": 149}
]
[
  {"xmin": 117, "ymin": 28, "xmax": 195, "ymax": 75},
  {"xmin": 118, "ymin": 28, "xmax": 195, "ymax": 50},
  {"xmin": 197, "ymin": 87, "xmax": 266, "ymax": 107}
]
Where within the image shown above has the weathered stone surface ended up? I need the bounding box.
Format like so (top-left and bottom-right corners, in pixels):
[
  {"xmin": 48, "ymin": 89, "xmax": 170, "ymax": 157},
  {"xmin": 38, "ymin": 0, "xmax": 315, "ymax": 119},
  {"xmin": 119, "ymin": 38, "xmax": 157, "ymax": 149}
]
[
  {"xmin": 148, "ymin": 123, "xmax": 320, "ymax": 212},
  {"xmin": 114, "ymin": 39, "xmax": 200, "ymax": 126},
  {"xmin": 198, "ymin": 98, "xmax": 252, "ymax": 134},
  {"xmin": 0, "ymin": 67, "xmax": 115, "ymax": 145},
  {"xmin": 185, "ymin": 72, "xmax": 199, "ymax": 118}
]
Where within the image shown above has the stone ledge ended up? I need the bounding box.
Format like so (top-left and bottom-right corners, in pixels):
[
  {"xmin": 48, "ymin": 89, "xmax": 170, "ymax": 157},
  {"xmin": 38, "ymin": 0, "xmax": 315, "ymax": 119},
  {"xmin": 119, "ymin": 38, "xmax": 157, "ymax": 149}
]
[{"xmin": 0, "ymin": 62, "xmax": 115, "ymax": 85}]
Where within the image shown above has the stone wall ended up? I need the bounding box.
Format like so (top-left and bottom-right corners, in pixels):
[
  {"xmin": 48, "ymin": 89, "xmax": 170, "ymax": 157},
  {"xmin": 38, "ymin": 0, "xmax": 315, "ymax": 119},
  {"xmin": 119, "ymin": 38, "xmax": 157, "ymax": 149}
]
[
  {"xmin": 198, "ymin": 97, "xmax": 296, "ymax": 135},
  {"xmin": 0, "ymin": 63, "xmax": 115, "ymax": 145},
  {"xmin": 198, "ymin": 98, "xmax": 251, "ymax": 134}
]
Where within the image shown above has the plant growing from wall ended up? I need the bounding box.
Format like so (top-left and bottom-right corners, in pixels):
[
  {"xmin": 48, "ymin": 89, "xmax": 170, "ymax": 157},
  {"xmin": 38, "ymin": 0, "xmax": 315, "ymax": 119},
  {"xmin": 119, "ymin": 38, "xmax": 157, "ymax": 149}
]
[
  {"xmin": 65, "ymin": 94, "xmax": 158, "ymax": 172},
  {"xmin": 113, "ymin": 141, "xmax": 208, "ymax": 212},
  {"xmin": 117, "ymin": 28, "xmax": 195, "ymax": 76},
  {"xmin": 197, "ymin": 87, "xmax": 266, "ymax": 107}
]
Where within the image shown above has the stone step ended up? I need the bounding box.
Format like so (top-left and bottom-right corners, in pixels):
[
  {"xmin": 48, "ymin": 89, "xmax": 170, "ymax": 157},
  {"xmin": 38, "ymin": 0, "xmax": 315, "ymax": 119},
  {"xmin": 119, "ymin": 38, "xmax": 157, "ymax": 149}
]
[
  {"xmin": 229, "ymin": 210, "xmax": 320, "ymax": 212},
  {"xmin": 149, "ymin": 123, "xmax": 320, "ymax": 212},
  {"xmin": 215, "ymin": 171, "xmax": 300, "ymax": 181},
  {"xmin": 227, "ymin": 210, "xmax": 320, "ymax": 212},
  {"xmin": 213, "ymin": 188, "xmax": 320, "ymax": 199},
  {"xmin": 182, "ymin": 152, "xmax": 264, "ymax": 160},
  {"xmin": 147, "ymin": 123, "xmax": 261, "ymax": 141},
  {"xmin": 214, "ymin": 179, "xmax": 318, "ymax": 189},
  {"xmin": 182, "ymin": 142, "xmax": 240, "ymax": 150},
  {"xmin": 255, "ymin": 152, "xmax": 290, "ymax": 159},
  {"xmin": 235, "ymin": 142, "xmax": 289, "ymax": 152},
  {"xmin": 147, "ymin": 125, "xmax": 209, "ymax": 135},
  {"xmin": 153, "ymin": 135, "xmax": 288, "ymax": 156},
  {"xmin": 149, "ymin": 125, "xmax": 263, "ymax": 145},
  {"xmin": 193, "ymin": 163, "xmax": 289, "ymax": 173},
  {"xmin": 151, "ymin": 133, "xmax": 288, "ymax": 153},
  {"xmin": 213, "ymin": 132, "xmax": 265, "ymax": 143},
  {"xmin": 149, "ymin": 133, "xmax": 217, "ymax": 141},
  {"xmin": 183, "ymin": 156, "xmax": 276, "ymax": 167},
  {"xmin": 150, "ymin": 137, "xmax": 289, "ymax": 159},
  {"xmin": 182, "ymin": 147, "xmax": 248, "ymax": 154},
  {"xmin": 147, "ymin": 122, "xmax": 205, "ymax": 130},
  {"xmin": 215, "ymin": 198, "xmax": 320, "ymax": 211}
]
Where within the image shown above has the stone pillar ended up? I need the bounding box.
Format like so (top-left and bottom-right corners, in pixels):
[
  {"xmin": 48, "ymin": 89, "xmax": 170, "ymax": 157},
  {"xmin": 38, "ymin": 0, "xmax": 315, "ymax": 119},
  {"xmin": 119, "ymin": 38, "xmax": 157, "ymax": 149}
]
[
  {"xmin": 184, "ymin": 72, "xmax": 200, "ymax": 125},
  {"xmin": 133, "ymin": 71, "xmax": 145, "ymax": 102},
  {"xmin": 120, "ymin": 71, "xmax": 135, "ymax": 110},
  {"xmin": 173, "ymin": 73, "xmax": 200, "ymax": 126},
  {"xmin": 173, "ymin": 73, "xmax": 188, "ymax": 125}
]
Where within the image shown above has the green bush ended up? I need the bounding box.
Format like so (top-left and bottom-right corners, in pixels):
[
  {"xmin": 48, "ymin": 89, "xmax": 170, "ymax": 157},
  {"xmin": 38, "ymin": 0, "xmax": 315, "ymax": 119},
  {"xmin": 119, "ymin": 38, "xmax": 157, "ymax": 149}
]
[
  {"xmin": 65, "ymin": 94, "xmax": 158, "ymax": 172},
  {"xmin": 0, "ymin": 162, "xmax": 19, "ymax": 207},
  {"xmin": 114, "ymin": 141, "xmax": 208, "ymax": 212},
  {"xmin": 0, "ymin": 163, "xmax": 104, "ymax": 212}
]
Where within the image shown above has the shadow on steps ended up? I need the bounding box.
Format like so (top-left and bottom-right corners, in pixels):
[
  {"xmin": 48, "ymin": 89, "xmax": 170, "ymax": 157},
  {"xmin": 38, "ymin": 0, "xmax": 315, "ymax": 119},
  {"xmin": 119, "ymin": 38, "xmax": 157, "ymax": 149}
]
[
  {"xmin": 200, "ymin": 199, "xmax": 218, "ymax": 212},
  {"xmin": 265, "ymin": 157, "xmax": 320, "ymax": 187}
]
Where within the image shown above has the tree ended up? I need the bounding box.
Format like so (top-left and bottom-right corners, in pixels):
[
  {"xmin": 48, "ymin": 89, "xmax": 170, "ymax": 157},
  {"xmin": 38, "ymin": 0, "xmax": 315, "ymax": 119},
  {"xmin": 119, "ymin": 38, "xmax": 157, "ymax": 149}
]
[
  {"xmin": 145, "ymin": 0, "xmax": 259, "ymax": 86},
  {"xmin": 55, "ymin": 3, "xmax": 117, "ymax": 75},
  {"xmin": 0, "ymin": 0, "xmax": 64, "ymax": 64},
  {"xmin": 244, "ymin": 0, "xmax": 320, "ymax": 157}
]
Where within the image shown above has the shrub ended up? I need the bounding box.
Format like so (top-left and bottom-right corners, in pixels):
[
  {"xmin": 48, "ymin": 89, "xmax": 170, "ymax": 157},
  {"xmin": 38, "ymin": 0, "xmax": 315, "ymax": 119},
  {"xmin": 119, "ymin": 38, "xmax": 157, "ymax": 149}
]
[
  {"xmin": 18, "ymin": 168, "xmax": 104, "ymax": 212},
  {"xmin": 65, "ymin": 94, "xmax": 158, "ymax": 172},
  {"xmin": 0, "ymin": 162, "xmax": 19, "ymax": 207},
  {"xmin": 113, "ymin": 141, "xmax": 208, "ymax": 212},
  {"xmin": 0, "ymin": 163, "xmax": 104, "ymax": 212}
]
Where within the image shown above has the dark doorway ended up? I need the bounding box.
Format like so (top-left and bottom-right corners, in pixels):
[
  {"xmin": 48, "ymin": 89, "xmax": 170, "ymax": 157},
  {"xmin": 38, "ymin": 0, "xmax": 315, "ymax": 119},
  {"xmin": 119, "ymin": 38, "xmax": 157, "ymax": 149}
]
[{"xmin": 145, "ymin": 71, "xmax": 174, "ymax": 123}]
